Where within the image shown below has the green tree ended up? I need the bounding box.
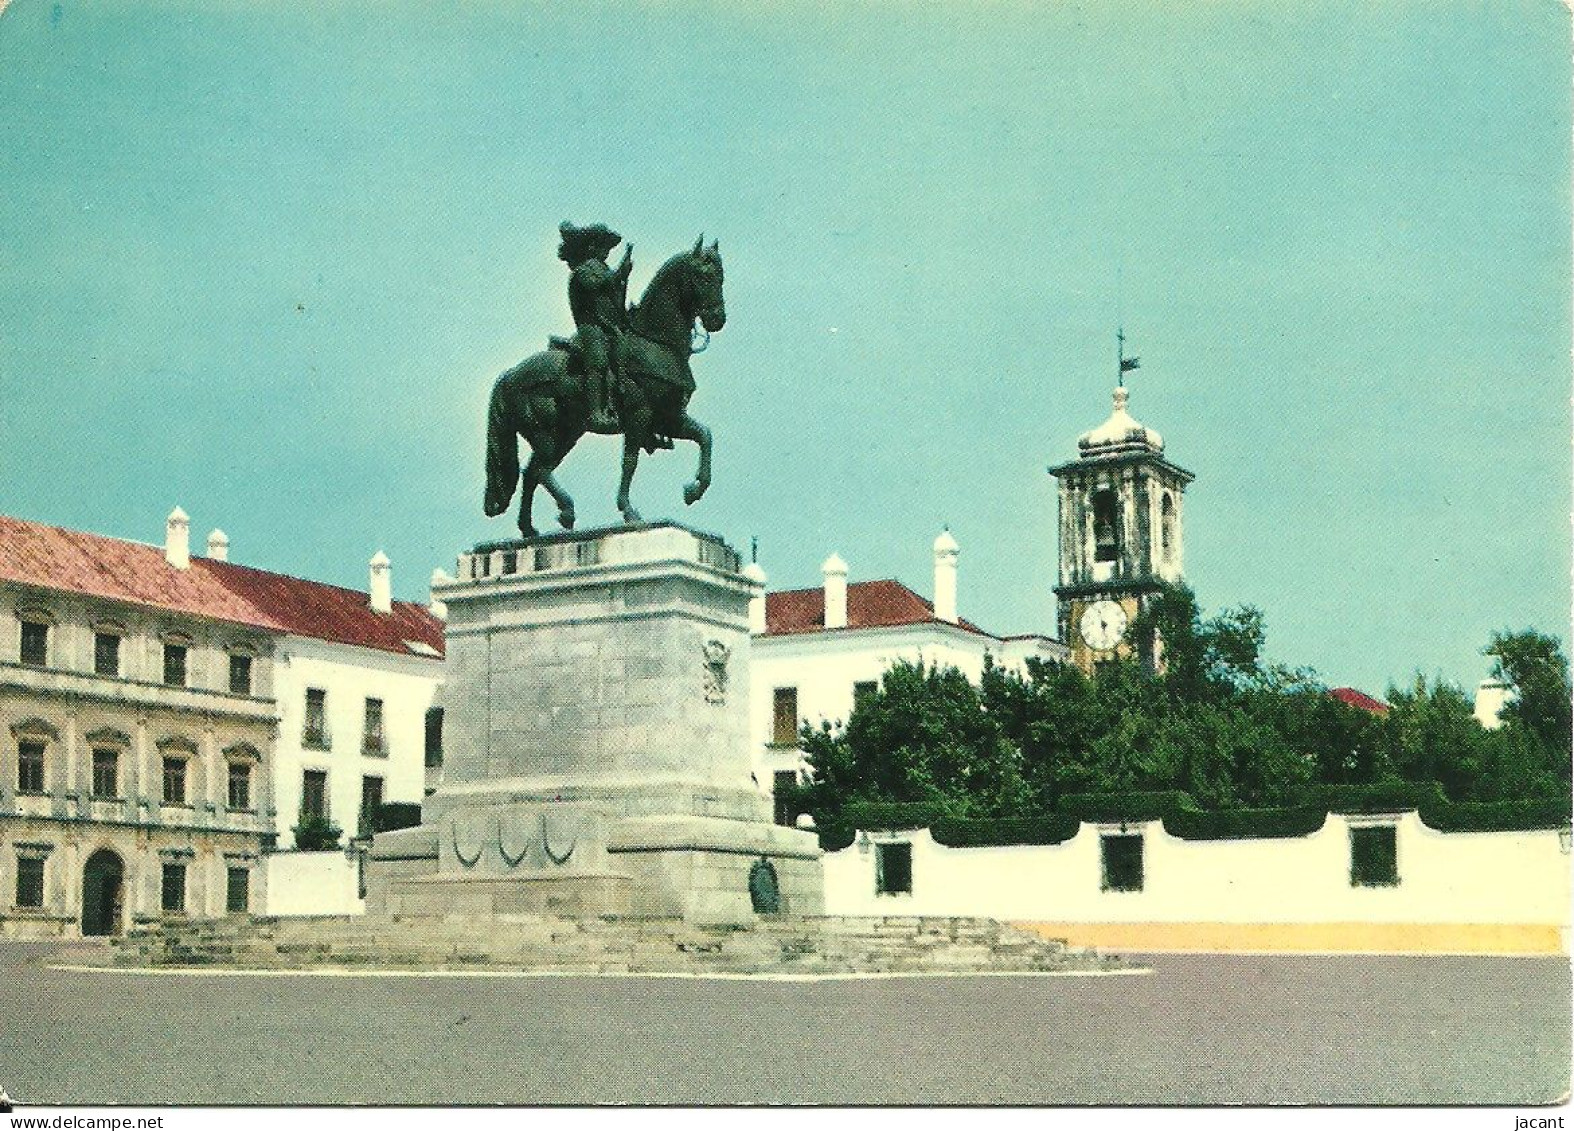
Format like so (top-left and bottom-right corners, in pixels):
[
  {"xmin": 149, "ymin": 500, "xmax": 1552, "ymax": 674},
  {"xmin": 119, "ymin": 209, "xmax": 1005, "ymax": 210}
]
[
  {"xmin": 797, "ymin": 660, "xmax": 1028, "ymax": 824},
  {"xmin": 1381, "ymin": 676, "xmax": 1490, "ymax": 800},
  {"xmin": 1485, "ymin": 630, "xmax": 1573, "ymax": 789}
]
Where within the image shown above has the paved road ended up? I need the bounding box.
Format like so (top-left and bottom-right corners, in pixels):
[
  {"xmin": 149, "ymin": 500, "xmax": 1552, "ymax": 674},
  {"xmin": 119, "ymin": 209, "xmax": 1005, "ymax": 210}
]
[{"xmin": 1, "ymin": 939, "xmax": 1567, "ymax": 1105}]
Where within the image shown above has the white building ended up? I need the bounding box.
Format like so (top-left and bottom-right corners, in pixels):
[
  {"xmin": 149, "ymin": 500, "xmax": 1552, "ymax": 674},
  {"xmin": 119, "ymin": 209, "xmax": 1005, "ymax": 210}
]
[
  {"xmin": 748, "ymin": 532, "xmax": 1067, "ymax": 823},
  {"xmin": 265, "ymin": 548, "xmax": 446, "ymax": 849},
  {"xmin": 0, "ymin": 510, "xmax": 445, "ymax": 925}
]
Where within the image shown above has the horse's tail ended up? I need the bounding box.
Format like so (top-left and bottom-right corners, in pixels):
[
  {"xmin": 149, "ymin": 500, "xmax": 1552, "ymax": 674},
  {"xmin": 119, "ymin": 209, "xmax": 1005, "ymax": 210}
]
[{"xmin": 483, "ymin": 373, "xmax": 520, "ymax": 517}]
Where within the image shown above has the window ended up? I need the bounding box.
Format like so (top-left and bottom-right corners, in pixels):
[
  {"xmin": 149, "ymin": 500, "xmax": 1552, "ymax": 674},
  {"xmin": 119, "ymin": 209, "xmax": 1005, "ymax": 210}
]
[
  {"xmin": 1160, "ymin": 493, "xmax": 1177, "ymax": 560},
  {"xmin": 1101, "ymin": 833, "xmax": 1144, "ymax": 892},
  {"xmin": 424, "ymin": 707, "xmax": 444, "ymax": 768},
  {"xmin": 772, "ymin": 687, "xmax": 798, "ymax": 746},
  {"xmin": 15, "ymin": 856, "xmax": 44, "ymax": 908},
  {"xmin": 162, "ymin": 642, "xmax": 188, "ymax": 688},
  {"xmin": 226, "ymin": 867, "xmax": 250, "ymax": 914},
  {"xmin": 301, "ymin": 769, "xmax": 328, "ymax": 820},
  {"xmin": 17, "ymin": 740, "xmax": 45, "ymax": 794},
  {"xmin": 227, "ymin": 762, "xmax": 252, "ymax": 811},
  {"xmin": 160, "ymin": 862, "xmax": 186, "ymax": 913},
  {"xmin": 229, "ymin": 654, "xmax": 253, "ymax": 695},
  {"xmin": 94, "ymin": 632, "xmax": 121, "ymax": 677},
  {"xmin": 304, "ymin": 689, "xmax": 329, "ymax": 748},
  {"xmin": 359, "ymin": 775, "xmax": 384, "ymax": 837},
  {"xmin": 875, "ymin": 842, "xmax": 912, "ymax": 895},
  {"xmin": 363, "ymin": 698, "xmax": 385, "ymax": 756},
  {"xmin": 91, "ymin": 749, "xmax": 118, "ymax": 799},
  {"xmin": 853, "ymin": 680, "xmax": 878, "ymax": 708},
  {"xmin": 1350, "ymin": 825, "xmax": 1399, "ymax": 887},
  {"xmin": 1092, "ymin": 489, "xmax": 1121, "ymax": 563},
  {"xmin": 161, "ymin": 756, "xmax": 187, "ymax": 805},
  {"xmin": 19, "ymin": 621, "xmax": 47, "ymax": 667},
  {"xmin": 773, "ymin": 770, "xmax": 799, "ymax": 827}
]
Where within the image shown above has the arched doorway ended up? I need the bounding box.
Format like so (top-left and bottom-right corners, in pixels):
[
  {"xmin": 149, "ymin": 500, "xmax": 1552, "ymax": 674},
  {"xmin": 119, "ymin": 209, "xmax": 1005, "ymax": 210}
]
[{"xmin": 81, "ymin": 848, "xmax": 124, "ymax": 937}]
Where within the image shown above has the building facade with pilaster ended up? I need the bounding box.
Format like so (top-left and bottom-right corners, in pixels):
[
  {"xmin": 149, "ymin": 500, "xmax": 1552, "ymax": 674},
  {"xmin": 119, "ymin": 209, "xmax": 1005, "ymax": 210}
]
[{"xmin": 0, "ymin": 509, "xmax": 444, "ymax": 937}]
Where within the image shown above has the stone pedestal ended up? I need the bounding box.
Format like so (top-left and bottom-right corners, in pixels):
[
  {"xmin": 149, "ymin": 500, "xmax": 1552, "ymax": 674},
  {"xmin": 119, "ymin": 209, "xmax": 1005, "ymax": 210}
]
[{"xmin": 368, "ymin": 523, "xmax": 822, "ymax": 924}]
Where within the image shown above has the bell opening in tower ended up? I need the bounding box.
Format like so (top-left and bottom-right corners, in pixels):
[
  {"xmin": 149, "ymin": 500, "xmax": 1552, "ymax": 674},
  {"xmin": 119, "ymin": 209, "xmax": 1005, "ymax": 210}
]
[{"xmin": 1092, "ymin": 489, "xmax": 1120, "ymax": 563}]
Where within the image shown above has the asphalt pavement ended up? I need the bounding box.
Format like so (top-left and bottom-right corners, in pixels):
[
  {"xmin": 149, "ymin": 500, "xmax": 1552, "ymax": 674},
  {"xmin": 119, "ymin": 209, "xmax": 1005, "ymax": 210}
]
[{"xmin": 0, "ymin": 938, "xmax": 1566, "ymax": 1105}]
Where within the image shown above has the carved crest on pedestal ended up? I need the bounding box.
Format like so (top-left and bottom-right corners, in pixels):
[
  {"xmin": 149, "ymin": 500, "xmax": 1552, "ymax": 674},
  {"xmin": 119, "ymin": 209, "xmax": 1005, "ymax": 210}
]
[{"xmin": 701, "ymin": 639, "xmax": 730, "ymax": 704}]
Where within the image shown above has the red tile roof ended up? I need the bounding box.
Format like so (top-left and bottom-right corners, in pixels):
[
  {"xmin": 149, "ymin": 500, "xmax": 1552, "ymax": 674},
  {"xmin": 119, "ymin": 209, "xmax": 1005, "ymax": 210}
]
[
  {"xmin": 1328, "ymin": 686, "xmax": 1389, "ymax": 715},
  {"xmin": 764, "ymin": 579, "xmax": 989, "ymax": 638},
  {"xmin": 0, "ymin": 514, "xmax": 444, "ymax": 659}
]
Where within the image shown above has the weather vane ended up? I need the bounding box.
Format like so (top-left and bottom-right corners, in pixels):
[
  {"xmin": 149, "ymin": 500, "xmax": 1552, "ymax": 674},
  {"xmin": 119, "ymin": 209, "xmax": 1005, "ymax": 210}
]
[{"xmin": 1117, "ymin": 327, "xmax": 1140, "ymax": 388}]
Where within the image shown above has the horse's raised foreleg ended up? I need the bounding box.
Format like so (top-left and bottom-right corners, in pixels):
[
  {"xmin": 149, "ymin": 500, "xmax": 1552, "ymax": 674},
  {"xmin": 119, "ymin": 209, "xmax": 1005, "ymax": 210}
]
[{"xmin": 676, "ymin": 412, "xmax": 712, "ymax": 506}]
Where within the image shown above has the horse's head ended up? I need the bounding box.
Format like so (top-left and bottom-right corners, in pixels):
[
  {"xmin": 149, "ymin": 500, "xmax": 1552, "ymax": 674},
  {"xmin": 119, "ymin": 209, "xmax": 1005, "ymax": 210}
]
[
  {"xmin": 685, "ymin": 234, "xmax": 726, "ymax": 332},
  {"xmin": 631, "ymin": 235, "xmax": 727, "ymax": 351}
]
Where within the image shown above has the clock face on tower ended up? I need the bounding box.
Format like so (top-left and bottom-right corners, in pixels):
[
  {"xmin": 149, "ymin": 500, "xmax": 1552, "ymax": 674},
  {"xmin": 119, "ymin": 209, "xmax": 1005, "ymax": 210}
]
[{"xmin": 1078, "ymin": 599, "xmax": 1128, "ymax": 652}]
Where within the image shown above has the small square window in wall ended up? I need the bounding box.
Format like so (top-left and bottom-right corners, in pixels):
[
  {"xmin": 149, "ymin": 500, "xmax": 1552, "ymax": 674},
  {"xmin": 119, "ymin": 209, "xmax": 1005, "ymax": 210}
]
[
  {"xmin": 229, "ymin": 654, "xmax": 253, "ymax": 695},
  {"xmin": 363, "ymin": 698, "xmax": 386, "ymax": 756},
  {"xmin": 91, "ymin": 749, "xmax": 118, "ymax": 800},
  {"xmin": 94, "ymin": 633, "xmax": 121, "ymax": 677},
  {"xmin": 227, "ymin": 762, "xmax": 252, "ymax": 811},
  {"xmin": 19, "ymin": 621, "xmax": 48, "ymax": 667},
  {"xmin": 772, "ymin": 687, "xmax": 798, "ymax": 746},
  {"xmin": 17, "ymin": 740, "xmax": 45, "ymax": 795},
  {"xmin": 772, "ymin": 770, "xmax": 799, "ymax": 827},
  {"xmin": 301, "ymin": 769, "xmax": 328, "ymax": 820},
  {"xmin": 163, "ymin": 643, "xmax": 188, "ymax": 688},
  {"xmin": 15, "ymin": 856, "xmax": 45, "ymax": 908},
  {"xmin": 424, "ymin": 707, "xmax": 444, "ymax": 769},
  {"xmin": 160, "ymin": 862, "xmax": 186, "ymax": 913},
  {"xmin": 161, "ymin": 757, "xmax": 187, "ymax": 805},
  {"xmin": 1101, "ymin": 833, "xmax": 1144, "ymax": 892},
  {"xmin": 874, "ymin": 841, "xmax": 913, "ymax": 896},
  {"xmin": 226, "ymin": 867, "xmax": 250, "ymax": 914},
  {"xmin": 1349, "ymin": 825, "xmax": 1399, "ymax": 887},
  {"xmin": 304, "ymin": 689, "xmax": 329, "ymax": 749}
]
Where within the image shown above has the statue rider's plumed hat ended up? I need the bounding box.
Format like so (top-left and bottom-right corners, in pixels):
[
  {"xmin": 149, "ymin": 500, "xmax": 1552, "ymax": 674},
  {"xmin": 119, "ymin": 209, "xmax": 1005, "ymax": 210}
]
[{"xmin": 558, "ymin": 220, "xmax": 622, "ymax": 263}]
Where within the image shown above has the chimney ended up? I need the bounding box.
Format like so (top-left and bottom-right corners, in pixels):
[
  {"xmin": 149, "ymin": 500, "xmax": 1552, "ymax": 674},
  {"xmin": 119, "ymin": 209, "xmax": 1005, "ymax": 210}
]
[
  {"xmin": 165, "ymin": 507, "xmax": 190, "ymax": 570},
  {"xmin": 369, "ymin": 551, "xmax": 392, "ymax": 614},
  {"xmin": 206, "ymin": 529, "xmax": 229, "ymax": 562},
  {"xmin": 822, "ymin": 553, "xmax": 848, "ymax": 630},
  {"xmin": 429, "ymin": 567, "xmax": 451, "ymax": 621},
  {"xmin": 742, "ymin": 561, "xmax": 768, "ymax": 634},
  {"xmin": 933, "ymin": 528, "xmax": 959, "ymax": 624}
]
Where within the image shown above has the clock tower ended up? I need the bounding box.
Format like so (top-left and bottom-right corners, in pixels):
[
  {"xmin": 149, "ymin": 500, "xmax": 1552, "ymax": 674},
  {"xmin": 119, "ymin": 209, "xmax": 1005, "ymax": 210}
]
[{"xmin": 1049, "ymin": 373, "xmax": 1192, "ymax": 674}]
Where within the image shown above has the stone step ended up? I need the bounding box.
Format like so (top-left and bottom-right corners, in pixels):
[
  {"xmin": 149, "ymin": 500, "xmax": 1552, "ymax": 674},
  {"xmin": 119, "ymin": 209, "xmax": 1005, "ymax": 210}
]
[{"xmin": 104, "ymin": 913, "xmax": 1119, "ymax": 976}]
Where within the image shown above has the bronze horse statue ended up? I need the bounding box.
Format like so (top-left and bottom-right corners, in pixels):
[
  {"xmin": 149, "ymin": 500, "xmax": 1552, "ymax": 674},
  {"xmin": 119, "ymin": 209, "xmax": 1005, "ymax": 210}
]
[{"xmin": 484, "ymin": 236, "xmax": 725, "ymax": 538}]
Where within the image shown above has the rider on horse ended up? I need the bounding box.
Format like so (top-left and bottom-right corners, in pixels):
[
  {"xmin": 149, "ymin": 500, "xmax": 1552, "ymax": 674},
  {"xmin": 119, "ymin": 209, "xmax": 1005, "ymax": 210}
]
[{"xmin": 557, "ymin": 220, "xmax": 631, "ymax": 432}]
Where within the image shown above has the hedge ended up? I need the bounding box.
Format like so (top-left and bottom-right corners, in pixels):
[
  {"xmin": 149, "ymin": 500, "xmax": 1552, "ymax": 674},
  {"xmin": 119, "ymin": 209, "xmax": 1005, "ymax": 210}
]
[
  {"xmin": 1163, "ymin": 806, "xmax": 1328, "ymax": 841},
  {"xmin": 372, "ymin": 802, "xmax": 424, "ymax": 833},
  {"xmin": 1310, "ymin": 782, "xmax": 1447, "ymax": 814},
  {"xmin": 1061, "ymin": 790, "xmax": 1200, "ymax": 823},
  {"xmin": 931, "ymin": 814, "xmax": 1081, "ymax": 847},
  {"xmin": 1417, "ymin": 796, "xmax": 1572, "ymax": 833},
  {"xmin": 843, "ymin": 801, "xmax": 952, "ymax": 831},
  {"xmin": 817, "ymin": 821, "xmax": 856, "ymax": 853}
]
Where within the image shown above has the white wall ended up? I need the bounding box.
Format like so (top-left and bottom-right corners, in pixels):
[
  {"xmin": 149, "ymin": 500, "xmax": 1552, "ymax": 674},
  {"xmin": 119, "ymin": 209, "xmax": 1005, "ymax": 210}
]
[
  {"xmin": 823, "ymin": 812, "xmax": 1570, "ymax": 927},
  {"xmin": 264, "ymin": 850, "xmax": 364, "ymax": 916},
  {"xmin": 272, "ymin": 636, "xmax": 441, "ymax": 845}
]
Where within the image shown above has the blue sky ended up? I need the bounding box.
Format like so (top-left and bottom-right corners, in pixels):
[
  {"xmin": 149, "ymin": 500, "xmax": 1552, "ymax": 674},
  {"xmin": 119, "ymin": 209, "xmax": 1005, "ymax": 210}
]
[{"xmin": 0, "ymin": 0, "xmax": 1567, "ymax": 695}]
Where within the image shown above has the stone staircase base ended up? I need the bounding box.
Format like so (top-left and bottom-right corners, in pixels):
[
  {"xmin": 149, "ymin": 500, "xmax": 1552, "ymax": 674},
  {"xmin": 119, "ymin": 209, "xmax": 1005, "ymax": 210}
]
[{"xmin": 101, "ymin": 914, "xmax": 1121, "ymax": 976}]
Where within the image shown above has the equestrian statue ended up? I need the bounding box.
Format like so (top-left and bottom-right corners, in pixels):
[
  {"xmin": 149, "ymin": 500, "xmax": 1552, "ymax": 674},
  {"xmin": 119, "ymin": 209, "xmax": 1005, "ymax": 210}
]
[{"xmin": 483, "ymin": 222, "xmax": 726, "ymax": 539}]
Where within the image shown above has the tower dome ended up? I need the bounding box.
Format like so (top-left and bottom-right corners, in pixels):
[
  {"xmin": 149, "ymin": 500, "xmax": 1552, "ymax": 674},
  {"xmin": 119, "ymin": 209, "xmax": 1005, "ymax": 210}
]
[{"xmin": 1077, "ymin": 386, "xmax": 1163, "ymax": 457}]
